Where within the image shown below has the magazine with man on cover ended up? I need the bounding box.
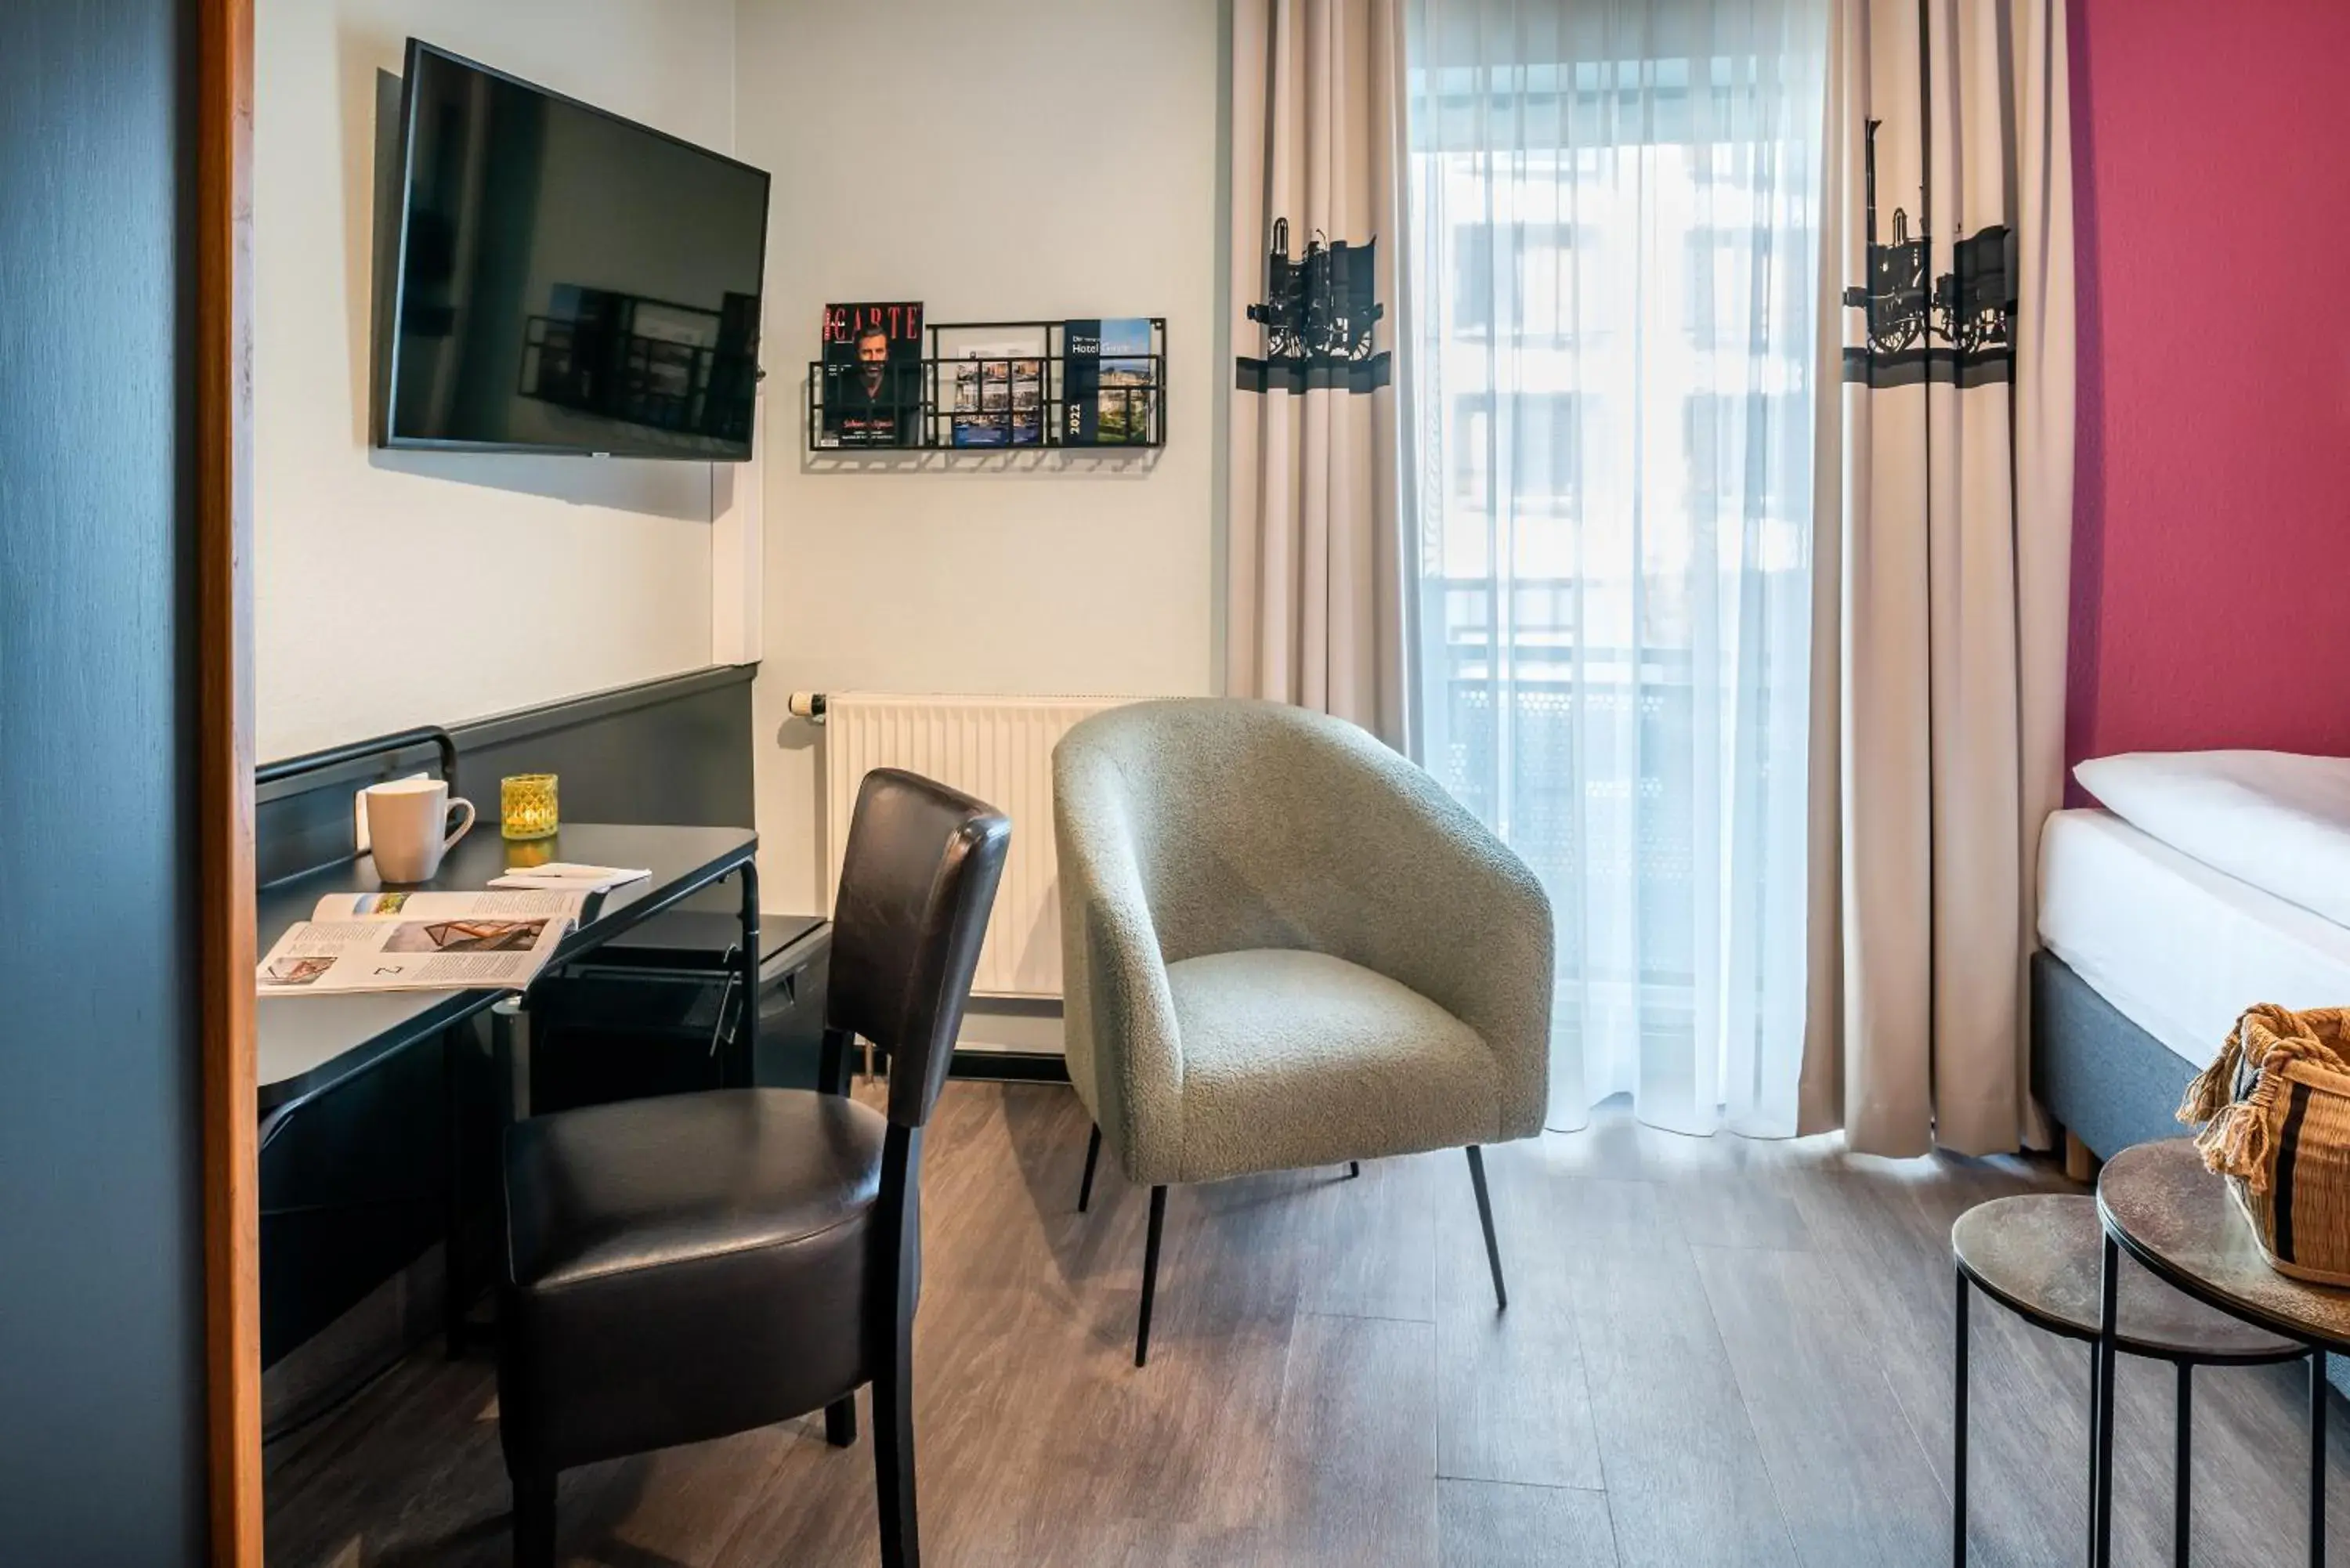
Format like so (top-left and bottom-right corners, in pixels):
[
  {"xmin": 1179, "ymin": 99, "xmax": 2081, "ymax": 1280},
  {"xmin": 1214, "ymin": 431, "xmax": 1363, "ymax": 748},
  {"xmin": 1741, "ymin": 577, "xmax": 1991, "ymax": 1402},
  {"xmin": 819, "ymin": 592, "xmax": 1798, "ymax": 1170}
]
[{"xmin": 820, "ymin": 301, "xmax": 925, "ymax": 446}]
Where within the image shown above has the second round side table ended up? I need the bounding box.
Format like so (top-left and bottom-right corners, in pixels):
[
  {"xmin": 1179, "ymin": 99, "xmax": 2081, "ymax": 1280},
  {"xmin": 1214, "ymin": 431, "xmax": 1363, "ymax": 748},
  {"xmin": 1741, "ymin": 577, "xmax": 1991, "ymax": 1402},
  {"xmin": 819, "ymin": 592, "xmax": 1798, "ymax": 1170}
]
[
  {"xmin": 1952, "ymin": 1193, "xmax": 2305, "ymax": 1566},
  {"xmin": 2099, "ymin": 1140, "xmax": 2350, "ymax": 1568}
]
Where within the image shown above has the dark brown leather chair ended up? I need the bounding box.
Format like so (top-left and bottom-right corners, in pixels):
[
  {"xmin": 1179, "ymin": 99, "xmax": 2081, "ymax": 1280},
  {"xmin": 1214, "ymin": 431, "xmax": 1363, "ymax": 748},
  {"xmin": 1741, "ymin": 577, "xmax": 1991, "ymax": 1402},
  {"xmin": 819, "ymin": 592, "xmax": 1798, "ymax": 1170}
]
[{"xmin": 496, "ymin": 768, "xmax": 1010, "ymax": 1568}]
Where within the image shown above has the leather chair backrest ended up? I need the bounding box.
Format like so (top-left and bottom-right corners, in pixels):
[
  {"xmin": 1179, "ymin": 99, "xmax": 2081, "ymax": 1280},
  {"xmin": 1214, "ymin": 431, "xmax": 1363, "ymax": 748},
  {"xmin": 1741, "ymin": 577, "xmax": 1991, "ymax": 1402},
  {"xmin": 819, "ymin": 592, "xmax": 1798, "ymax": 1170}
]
[{"xmin": 826, "ymin": 768, "xmax": 1010, "ymax": 1129}]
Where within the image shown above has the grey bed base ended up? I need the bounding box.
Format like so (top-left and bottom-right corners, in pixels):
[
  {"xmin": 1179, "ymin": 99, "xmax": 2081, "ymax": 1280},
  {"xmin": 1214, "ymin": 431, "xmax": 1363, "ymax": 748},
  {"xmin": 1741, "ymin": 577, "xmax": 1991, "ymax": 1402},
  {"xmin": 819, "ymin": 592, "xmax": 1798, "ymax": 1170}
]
[
  {"xmin": 2030, "ymin": 948, "xmax": 2346, "ymax": 1396},
  {"xmin": 2030, "ymin": 948, "xmax": 2200, "ymax": 1163}
]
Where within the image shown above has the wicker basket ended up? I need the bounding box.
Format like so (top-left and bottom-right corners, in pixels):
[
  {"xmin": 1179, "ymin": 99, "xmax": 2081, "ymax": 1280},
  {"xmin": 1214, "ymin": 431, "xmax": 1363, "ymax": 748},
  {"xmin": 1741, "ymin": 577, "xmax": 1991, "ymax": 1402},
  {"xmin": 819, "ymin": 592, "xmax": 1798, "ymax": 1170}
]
[{"xmin": 2179, "ymin": 1003, "xmax": 2350, "ymax": 1287}]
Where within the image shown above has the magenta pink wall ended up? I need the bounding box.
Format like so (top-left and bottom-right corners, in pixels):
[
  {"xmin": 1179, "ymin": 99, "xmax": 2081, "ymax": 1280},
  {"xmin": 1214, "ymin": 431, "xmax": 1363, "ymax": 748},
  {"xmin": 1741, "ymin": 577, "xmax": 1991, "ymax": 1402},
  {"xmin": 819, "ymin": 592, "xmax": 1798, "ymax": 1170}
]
[{"xmin": 2066, "ymin": 0, "xmax": 2350, "ymax": 766}]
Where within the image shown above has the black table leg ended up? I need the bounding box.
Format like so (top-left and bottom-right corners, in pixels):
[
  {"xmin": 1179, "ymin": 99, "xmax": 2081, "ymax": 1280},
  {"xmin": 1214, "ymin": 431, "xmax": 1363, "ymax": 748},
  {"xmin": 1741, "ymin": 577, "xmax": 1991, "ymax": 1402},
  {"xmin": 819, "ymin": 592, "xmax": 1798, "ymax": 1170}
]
[
  {"xmin": 2096, "ymin": 1335, "xmax": 2115, "ymax": 1568},
  {"xmin": 736, "ymin": 858, "xmax": 761, "ymax": 1088},
  {"xmin": 2094, "ymin": 1233, "xmax": 2120, "ymax": 1568},
  {"xmin": 494, "ymin": 995, "xmax": 530, "ymax": 1123},
  {"xmin": 1954, "ymin": 1266, "xmax": 1969, "ymax": 1568},
  {"xmin": 2315, "ymin": 1349, "xmax": 2329, "ymax": 1568},
  {"xmin": 2176, "ymin": 1361, "xmax": 2193, "ymax": 1568},
  {"xmin": 443, "ymin": 1026, "xmax": 468, "ymax": 1359}
]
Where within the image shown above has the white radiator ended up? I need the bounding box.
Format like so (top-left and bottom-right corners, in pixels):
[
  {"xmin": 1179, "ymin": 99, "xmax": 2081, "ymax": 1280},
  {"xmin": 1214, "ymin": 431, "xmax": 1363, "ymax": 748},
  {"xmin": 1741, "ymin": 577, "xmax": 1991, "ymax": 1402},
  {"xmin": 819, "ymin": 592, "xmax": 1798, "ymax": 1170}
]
[{"xmin": 822, "ymin": 693, "xmax": 1137, "ymax": 999}]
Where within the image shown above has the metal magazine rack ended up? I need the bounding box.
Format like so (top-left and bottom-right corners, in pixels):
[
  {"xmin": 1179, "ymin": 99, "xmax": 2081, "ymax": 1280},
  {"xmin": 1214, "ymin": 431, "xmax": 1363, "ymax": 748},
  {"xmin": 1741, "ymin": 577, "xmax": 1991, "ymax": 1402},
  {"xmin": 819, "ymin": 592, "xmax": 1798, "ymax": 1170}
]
[{"xmin": 805, "ymin": 316, "xmax": 1166, "ymax": 453}]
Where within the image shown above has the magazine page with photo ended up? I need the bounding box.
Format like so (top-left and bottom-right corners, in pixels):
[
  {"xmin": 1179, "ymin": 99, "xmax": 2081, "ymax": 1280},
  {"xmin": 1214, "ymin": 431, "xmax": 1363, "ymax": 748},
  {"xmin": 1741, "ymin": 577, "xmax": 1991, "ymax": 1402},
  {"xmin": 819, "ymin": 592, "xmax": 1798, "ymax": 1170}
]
[{"xmin": 256, "ymin": 890, "xmax": 591, "ymax": 995}]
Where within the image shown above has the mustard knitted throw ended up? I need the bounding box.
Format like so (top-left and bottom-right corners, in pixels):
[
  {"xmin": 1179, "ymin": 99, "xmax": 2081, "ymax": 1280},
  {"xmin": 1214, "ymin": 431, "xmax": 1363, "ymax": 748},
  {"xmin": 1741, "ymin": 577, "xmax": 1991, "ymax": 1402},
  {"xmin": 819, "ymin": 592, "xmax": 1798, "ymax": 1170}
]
[{"xmin": 2178, "ymin": 1003, "xmax": 2350, "ymax": 1286}]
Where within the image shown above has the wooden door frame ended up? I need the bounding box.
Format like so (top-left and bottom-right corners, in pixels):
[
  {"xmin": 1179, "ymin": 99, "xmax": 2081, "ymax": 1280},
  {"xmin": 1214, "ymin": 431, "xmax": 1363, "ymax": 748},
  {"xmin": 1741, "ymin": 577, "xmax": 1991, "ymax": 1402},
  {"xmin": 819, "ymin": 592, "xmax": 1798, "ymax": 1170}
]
[{"xmin": 199, "ymin": 0, "xmax": 260, "ymax": 1563}]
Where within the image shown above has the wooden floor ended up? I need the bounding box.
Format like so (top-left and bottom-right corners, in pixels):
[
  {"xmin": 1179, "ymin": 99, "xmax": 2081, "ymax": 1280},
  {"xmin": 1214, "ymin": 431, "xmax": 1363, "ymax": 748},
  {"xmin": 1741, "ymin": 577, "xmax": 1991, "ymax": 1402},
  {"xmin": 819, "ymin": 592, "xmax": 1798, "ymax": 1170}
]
[{"xmin": 266, "ymin": 1082, "xmax": 2350, "ymax": 1567}]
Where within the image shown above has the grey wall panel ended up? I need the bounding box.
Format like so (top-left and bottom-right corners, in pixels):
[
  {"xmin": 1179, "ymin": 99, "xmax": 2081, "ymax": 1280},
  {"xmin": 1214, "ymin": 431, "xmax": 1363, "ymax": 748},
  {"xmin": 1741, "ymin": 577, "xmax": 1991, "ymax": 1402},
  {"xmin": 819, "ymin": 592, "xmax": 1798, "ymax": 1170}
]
[
  {"xmin": 0, "ymin": 0, "xmax": 208, "ymax": 1559},
  {"xmin": 255, "ymin": 663, "xmax": 757, "ymax": 886}
]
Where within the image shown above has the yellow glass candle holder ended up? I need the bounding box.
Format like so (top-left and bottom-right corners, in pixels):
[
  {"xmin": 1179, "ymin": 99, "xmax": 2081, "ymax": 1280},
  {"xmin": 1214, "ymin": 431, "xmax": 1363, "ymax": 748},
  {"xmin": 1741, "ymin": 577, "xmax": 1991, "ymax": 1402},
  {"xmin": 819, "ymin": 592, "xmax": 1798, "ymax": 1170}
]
[{"xmin": 501, "ymin": 773, "xmax": 559, "ymax": 840}]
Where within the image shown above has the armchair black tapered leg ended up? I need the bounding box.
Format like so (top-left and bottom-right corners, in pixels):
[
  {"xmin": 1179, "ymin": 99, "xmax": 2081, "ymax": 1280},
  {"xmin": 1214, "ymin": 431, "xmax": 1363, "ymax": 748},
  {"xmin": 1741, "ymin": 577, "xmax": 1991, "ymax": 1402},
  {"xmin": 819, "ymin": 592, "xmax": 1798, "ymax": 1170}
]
[
  {"xmin": 1347, "ymin": 1162, "xmax": 1361, "ymax": 1179},
  {"xmin": 1078, "ymin": 1124, "xmax": 1102, "ymax": 1213},
  {"xmin": 1136, "ymin": 1185, "xmax": 1168, "ymax": 1367},
  {"xmin": 825, "ymin": 1395, "xmax": 858, "ymax": 1448},
  {"xmin": 512, "ymin": 1471, "xmax": 557, "ymax": 1568},
  {"xmin": 1466, "ymin": 1146, "xmax": 1506, "ymax": 1310}
]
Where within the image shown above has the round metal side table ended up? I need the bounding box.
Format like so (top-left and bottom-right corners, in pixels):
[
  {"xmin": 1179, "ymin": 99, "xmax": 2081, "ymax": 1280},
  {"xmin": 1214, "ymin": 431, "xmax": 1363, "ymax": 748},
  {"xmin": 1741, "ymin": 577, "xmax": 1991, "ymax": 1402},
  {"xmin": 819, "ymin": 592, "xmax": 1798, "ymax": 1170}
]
[
  {"xmin": 2097, "ymin": 1140, "xmax": 2350, "ymax": 1568},
  {"xmin": 1952, "ymin": 1193, "xmax": 2303, "ymax": 1567}
]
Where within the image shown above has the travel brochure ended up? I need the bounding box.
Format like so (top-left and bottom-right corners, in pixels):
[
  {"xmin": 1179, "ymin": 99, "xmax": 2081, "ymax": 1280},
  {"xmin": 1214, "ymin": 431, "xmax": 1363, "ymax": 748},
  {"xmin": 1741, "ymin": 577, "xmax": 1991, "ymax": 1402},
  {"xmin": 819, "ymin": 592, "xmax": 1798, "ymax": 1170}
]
[
  {"xmin": 1061, "ymin": 317, "xmax": 1156, "ymax": 446},
  {"xmin": 950, "ymin": 343, "xmax": 1045, "ymax": 447},
  {"xmin": 256, "ymin": 890, "xmax": 589, "ymax": 995},
  {"xmin": 819, "ymin": 306, "xmax": 1157, "ymax": 448}
]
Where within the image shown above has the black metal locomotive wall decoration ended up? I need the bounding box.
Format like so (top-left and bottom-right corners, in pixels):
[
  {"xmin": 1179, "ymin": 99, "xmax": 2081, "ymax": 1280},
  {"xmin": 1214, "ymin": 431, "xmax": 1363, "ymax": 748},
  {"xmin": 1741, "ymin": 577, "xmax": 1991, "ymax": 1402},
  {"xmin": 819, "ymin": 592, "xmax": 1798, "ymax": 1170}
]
[
  {"xmin": 1845, "ymin": 121, "xmax": 1932, "ymax": 356},
  {"xmin": 1236, "ymin": 218, "xmax": 1393, "ymax": 394},
  {"xmin": 1842, "ymin": 121, "xmax": 2018, "ymax": 385}
]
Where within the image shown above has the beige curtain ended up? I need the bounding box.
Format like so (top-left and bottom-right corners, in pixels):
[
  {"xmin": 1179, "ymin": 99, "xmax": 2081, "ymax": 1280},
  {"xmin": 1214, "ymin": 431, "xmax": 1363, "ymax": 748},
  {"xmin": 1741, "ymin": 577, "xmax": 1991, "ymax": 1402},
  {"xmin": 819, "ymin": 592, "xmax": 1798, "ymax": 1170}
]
[
  {"xmin": 1800, "ymin": 0, "xmax": 2075, "ymax": 1156},
  {"xmin": 1227, "ymin": 0, "xmax": 1414, "ymax": 749}
]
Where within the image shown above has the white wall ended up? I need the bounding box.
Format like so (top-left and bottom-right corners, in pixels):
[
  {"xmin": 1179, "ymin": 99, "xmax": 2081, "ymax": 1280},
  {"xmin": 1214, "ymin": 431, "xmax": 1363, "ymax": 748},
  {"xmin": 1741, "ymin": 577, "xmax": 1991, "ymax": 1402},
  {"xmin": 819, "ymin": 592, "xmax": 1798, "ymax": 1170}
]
[
  {"xmin": 736, "ymin": 0, "xmax": 1225, "ymax": 909},
  {"xmin": 254, "ymin": 0, "xmax": 741, "ymax": 757}
]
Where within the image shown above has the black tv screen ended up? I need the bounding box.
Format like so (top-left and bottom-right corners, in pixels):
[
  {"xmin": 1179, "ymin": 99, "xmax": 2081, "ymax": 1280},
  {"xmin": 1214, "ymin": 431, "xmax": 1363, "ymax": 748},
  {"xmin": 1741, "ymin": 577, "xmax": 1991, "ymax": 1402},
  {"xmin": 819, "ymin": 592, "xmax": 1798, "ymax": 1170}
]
[{"xmin": 380, "ymin": 42, "xmax": 771, "ymax": 461}]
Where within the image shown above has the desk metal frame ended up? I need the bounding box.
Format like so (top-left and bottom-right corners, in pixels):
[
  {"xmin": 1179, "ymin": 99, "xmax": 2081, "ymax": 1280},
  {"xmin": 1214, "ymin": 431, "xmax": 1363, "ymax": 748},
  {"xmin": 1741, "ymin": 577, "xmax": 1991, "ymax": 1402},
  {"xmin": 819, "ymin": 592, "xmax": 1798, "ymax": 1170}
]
[
  {"xmin": 446, "ymin": 850, "xmax": 760, "ymax": 1350},
  {"xmin": 257, "ymin": 829, "xmax": 761, "ymax": 1365},
  {"xmin": 258, "ymin": 835, "xmax": 759, "ymax": 1128}
]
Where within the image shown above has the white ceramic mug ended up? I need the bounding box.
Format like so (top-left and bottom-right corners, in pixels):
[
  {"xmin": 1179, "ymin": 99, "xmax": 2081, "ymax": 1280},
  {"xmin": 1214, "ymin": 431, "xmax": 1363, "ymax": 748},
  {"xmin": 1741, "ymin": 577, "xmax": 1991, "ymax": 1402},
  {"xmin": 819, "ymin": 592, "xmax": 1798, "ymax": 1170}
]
[{"xmin": 364, "ymin": 777, "xmax": 476, "ymax": 883}]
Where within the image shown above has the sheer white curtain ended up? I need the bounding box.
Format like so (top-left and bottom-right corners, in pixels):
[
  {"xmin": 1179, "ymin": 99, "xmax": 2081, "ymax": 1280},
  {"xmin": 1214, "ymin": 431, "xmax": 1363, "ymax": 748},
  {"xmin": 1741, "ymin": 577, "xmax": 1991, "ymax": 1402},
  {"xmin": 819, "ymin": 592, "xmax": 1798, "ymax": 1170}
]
[{"xmin": 1405, "ymin": 0, "xmax": 1828, "ymax": 1136}]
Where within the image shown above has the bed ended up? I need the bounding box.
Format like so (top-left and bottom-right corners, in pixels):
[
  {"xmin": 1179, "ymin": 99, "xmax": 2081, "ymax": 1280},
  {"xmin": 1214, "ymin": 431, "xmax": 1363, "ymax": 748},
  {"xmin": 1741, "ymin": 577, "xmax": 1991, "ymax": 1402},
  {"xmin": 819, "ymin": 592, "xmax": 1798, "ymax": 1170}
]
[
  {"xmin": 2034, "ymin": 753, "xmax": 2350, "ymax": 1391},
  {"xmin": 2034, "ymin": 808, "xmax": 2350, "ymax": 1151}
]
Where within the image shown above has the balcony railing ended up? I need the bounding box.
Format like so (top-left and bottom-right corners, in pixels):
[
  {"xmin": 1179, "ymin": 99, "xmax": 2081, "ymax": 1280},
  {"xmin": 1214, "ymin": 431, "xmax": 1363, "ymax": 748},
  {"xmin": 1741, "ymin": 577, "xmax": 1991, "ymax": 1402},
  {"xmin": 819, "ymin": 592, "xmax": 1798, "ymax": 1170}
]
[{"xmin": 1419, "ymin": 575, "xmax": 1701, "ymax": 995}]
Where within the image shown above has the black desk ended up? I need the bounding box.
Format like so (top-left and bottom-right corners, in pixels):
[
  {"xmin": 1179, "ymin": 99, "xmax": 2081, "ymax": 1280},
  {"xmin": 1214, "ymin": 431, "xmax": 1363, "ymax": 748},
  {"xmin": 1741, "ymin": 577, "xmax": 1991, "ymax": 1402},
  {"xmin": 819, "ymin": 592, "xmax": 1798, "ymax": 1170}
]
[
  {"xmin": 258, "ymin": 823, "xmax": 761, "ymax": 1126},
  {"xmin": 255, "ymin": 824, "xmax": 760, "ymax": 1367}
]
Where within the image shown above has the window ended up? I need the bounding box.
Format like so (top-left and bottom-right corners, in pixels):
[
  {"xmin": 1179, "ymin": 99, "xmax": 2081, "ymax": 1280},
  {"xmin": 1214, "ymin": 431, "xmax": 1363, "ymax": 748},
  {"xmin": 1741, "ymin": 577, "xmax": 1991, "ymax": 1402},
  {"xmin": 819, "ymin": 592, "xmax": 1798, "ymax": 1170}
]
[
  {"xmin": 1452, "ymin": 223, "xmax": 1492, "ymax": 334},
  {"xmin": 1448, "ymin": 220, "xmax": 1586, "ymax": 340},
  {"xmin": 1407, "ymin": 8, "xmax": 1828, "ymax": 1136},
  {"xmin": 1511, "ymin": 392, "xmax": 1582, "ymax": 518}
]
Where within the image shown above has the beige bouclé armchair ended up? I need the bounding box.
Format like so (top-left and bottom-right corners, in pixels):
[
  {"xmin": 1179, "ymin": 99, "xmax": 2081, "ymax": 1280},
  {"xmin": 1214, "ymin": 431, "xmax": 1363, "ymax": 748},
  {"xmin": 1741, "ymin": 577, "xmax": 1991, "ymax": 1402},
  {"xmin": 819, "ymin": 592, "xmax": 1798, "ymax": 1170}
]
[{"xmin": 1053, "ymin": 698, "xmax": 1554, "ymax": 1364}]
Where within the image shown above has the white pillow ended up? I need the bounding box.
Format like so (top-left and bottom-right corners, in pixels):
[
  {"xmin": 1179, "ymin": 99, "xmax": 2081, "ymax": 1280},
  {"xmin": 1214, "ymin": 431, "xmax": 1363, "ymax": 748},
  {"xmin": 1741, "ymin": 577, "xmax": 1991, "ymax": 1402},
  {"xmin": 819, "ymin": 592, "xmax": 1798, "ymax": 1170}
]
[{"xmin": 2074, "ymin": 750, "xmax": 2350, "ymax": 930}]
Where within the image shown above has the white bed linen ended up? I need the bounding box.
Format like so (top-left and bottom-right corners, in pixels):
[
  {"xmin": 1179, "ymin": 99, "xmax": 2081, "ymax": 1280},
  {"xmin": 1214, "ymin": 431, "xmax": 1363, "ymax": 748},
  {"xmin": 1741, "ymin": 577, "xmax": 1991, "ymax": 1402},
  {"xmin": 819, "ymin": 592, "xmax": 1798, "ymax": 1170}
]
[
  {"xmin": 2038, "ymin": 807, "xmax": 2350, "ymax": 1070},
  {"xmin": 2073, "ymin": 750, "xmax": 2350, "ymax": 928}
]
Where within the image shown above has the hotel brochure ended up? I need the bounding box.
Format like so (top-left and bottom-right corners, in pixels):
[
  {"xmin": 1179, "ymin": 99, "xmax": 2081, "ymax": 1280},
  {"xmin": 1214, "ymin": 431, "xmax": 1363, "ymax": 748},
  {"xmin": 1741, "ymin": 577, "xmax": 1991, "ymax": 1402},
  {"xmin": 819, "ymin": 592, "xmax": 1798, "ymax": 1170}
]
[{"xmin": 257, "ymin": 889, "xmax": 588, "ymax": 996}]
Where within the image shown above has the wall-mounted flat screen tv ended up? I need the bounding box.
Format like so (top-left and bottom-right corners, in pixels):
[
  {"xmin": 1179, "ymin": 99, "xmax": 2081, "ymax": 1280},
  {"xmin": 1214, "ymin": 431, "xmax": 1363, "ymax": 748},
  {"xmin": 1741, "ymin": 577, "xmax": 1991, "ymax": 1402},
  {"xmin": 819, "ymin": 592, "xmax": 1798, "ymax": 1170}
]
[{"xmin": 379, "ymin": 40, "xmax": 771, "ymax": 461}]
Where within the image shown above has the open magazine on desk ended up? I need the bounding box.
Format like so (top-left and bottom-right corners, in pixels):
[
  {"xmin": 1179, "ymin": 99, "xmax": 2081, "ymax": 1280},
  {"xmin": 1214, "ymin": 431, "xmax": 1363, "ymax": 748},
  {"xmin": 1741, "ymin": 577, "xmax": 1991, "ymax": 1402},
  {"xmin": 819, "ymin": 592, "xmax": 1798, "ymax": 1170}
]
[{"xmin": 257, "ymin": 889, "xmax": 591, "ymax": 996}]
